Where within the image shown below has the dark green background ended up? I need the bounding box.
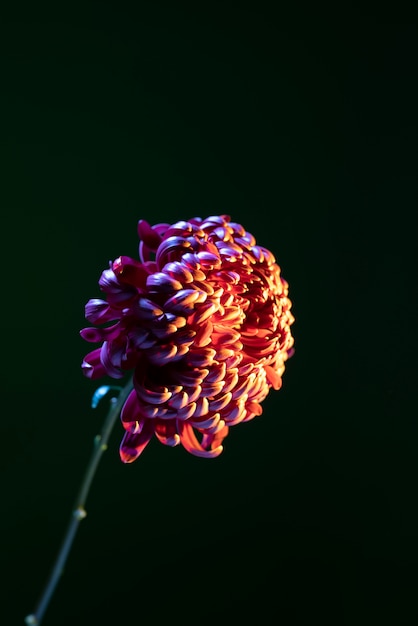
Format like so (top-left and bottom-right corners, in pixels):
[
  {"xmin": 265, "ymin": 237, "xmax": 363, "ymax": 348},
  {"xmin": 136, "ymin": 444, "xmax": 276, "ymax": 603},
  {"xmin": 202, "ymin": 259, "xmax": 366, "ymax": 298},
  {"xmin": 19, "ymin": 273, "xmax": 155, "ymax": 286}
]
[{"xmin": 1, "ymin": 3, "xmax": 417, "ymax": 625}]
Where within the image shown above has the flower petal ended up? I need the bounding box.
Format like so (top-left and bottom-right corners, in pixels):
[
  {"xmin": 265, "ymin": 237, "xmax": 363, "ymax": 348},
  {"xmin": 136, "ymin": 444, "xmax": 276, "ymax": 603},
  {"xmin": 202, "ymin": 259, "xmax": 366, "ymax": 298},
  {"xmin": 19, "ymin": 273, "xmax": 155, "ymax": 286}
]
[
  {"xmin": 178, "ymin": 421, "xmax": 224, "ymax": 458},
  {"xmin": 137, "ymin": 219, "xmax": 164, "ymax": 249},
  {"xmin": 120, "ymin": 389, "xmax": 142, "ymax": 424},
  {"xmin": 81, "ymin": 348, "xmax": 107, "ymax": 379},
  {"xmin": 264, "ymin": 364, "xmax": 283, "ymax": 390},
  {"xmin": 154, "ymin": 420, "xmax": 181, "ymax": 447},
  {"xmin": 146, "ymin": 272, "xmax": 183, "ymax": 292},
  {"xmin": 84, "ymin": 299, "xmax": 116, "ymax": 324},
  {"xmin": 120, "ymin": 422, "xmax": 155, "ymax": 463}
]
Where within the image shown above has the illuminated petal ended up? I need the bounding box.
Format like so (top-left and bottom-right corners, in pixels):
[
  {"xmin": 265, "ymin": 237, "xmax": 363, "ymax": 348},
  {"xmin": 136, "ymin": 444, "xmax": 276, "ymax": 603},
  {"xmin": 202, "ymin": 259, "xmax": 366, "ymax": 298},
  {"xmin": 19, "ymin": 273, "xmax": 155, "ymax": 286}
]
[
  {"xmin": 120, "ymin": 422, "xmax": 155, "ymax": 463},
  {"xmin": 189, "ymin": 302, "xmax": 219, "ymax": 325},
  {"xmin": 264, "ymin": 364, "xmax": 283, "ymax": 390},
  {"xmin": 135, "ymin": 384, "xmax": 172, "ymax": 405},
  {"xmin": 209, "ymin": 392, "xmax": 232, "ymax": 412},
  {"xmin": 136, "ymin": 298, "xmax": 164, "ymax": 319},
  {"xmin": 155, "ymin": 421, "xmax": 181, "ymax": 447},
  {"xmin": 164, "ymin": 289, "xmax": 201, "ymax": 314},
  {"xmin": 146, "ymin": 272, "xmax": 183, "ymax": 292},
  {"xmin": 163, "ymin": 261, "xmax": 194, "ymax": 283},
  {"xmin": 178, "ymin": 421, "xmax": 224, "ymax": 458}
]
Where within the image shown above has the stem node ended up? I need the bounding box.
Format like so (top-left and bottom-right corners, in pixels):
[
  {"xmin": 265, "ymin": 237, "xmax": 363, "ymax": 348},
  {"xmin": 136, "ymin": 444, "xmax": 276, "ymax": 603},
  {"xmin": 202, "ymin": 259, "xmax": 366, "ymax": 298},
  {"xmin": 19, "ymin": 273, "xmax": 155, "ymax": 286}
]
[{"xmin": 73, "ymin": 507, "xmax": 87, "ymax": 521}]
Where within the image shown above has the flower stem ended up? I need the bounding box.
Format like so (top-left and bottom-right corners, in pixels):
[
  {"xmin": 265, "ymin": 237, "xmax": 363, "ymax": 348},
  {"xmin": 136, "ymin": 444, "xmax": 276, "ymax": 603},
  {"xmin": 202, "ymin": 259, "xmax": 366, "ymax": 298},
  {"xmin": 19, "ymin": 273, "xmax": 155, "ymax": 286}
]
[{"xmin": 24, "ymin": 377, "xmax": 133, "ymax": 626}]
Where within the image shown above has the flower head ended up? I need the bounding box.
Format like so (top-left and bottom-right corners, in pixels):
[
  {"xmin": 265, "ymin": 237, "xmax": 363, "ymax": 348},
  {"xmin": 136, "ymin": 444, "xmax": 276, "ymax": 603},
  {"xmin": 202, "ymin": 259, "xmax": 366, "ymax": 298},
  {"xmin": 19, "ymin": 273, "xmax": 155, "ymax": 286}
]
[{"xmin": 81, "ymin": 214, "xmax": 294, "ymax": 461}]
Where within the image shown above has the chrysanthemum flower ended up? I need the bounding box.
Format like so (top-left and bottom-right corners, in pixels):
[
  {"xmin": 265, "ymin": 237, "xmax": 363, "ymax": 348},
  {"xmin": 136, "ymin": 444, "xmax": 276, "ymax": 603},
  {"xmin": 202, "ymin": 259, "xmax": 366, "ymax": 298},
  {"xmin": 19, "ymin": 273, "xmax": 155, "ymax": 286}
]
[{"xmin": 81, "ymin": 214, "xmax": 295, "ymax": 462}]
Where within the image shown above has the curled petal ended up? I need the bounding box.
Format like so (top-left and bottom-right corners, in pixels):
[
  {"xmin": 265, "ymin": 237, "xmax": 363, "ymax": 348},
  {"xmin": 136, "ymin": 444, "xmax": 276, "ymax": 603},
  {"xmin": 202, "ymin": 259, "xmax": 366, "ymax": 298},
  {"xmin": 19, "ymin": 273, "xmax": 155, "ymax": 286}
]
[
  {"xmin": 80, "ymin": 322, "xmax": 121, "ymax": 343},
  {"xmin": 201, "ymin": 380, "xmax": 225, "ymax": 396},
  {"xmin": 147, "ymin": 343, "xmax": 179, "ymax": 365},
  {"xmin": 189, "ymin": 412, "xmax": 221, "ymax": 430},
  {"xmin": 205, "ymin": 362, "xmax": 226, "ymax": 383},
  {"xmin": 187, "ymin": 347, "xmax": 217, "ymax": 367},
  {"xmin": 212, "ymin": 328, "xmax": 241, "ymax": 344},
  {"xmin": 264, "ymin": 364, "xmax": 283, "ymax": 390},
  {"xmin": 188, "ymin": 267, "xmax": 207, "ymax": 282},
  {"xmin": 177, "ymin": 402, "xmax": 197, "ymax": 421},
  {"xmin": 100, "ymin": 341, "xmax": 125, "ymax": 378},
  {"xmin": 137, "ymin": 219, "xmax": 164, "ymax": 249},
  {"xmin": 209, "ymin": 392, "xmax": 232, "ymax": 412},
  {"xmin": 231, "ymin": 374, "xmax": 257, "ymax": 399},
  {"xmin": 229, "ymin": 221, "xmax": 245, "ymax": 236},
  {"xmin": 237, "ymin": 362, "xmax": 254, "ymax": 376},
  {"xmin": 156, "ymin": 236, "xmax": 192, "ymax": 267},
  {"xmin": 245, "ymin": 401, "xmax": 263, "ymax": 417},
  {"xmin": 98, "ymin": 269, "xmax": 137, "ymax": 304},
  {"xmin": 135, "ymin": 298, "xmax": 164, "ymax": 320},
  {"xmin": 223, "ymin": 402, "xmax": 247, "ymax": 426},
  {"xmin": 164, "ymin": 289, "xmax": 202, "ymax": 314},
  {"xmin": 120, "ymin": 421, "xmax": 155, "ymax": 463},
  {"xmin": 193, "ymin": 396, "xmax": 209, "ymax": 417},
  {"xmin": 168, "ymin": 390, "xmax": 189, "ymax": 409},
  {"xmin": 155, "ymin": 421, "xmax": 181, "ymax": 447},
  {"xmin": 200, "ymin": 214, "xmax": 230, "ymax": 229},
  {"xmin": 113, "ymin": 256, "xmax": 150, "ymax": 287},
  {"xmin": 146, "ymin": 272, "xmax": 183, "ymax": 292},
  {"xmin": 174, "ymin": 344, "xmax": 191, "ymax": 359},
  {"xmin": 171, "ymin": 367, "xmax": 209, "ymax": 386},
  {"xmin": 85, "ymin": 299, "xmax": 116, "ymax": 324},
  {"xmin": 128, "ymin": 327, "xmax": 154, "ymax": 349},
  {"xmin": 135, "ymin": 384, "xmax": 172, "ymax": 405},
  {"xmin": 204, "ymin": 417, "xmax": 226, "ymax": 435},
  {"xmin": 215, "ymin": 347, "xmax": 236, "ymax": 361},
  {"xmin": 163, "ymin": 261, "xmax": 194, "ymax": 283},
  {"xmin": 225, "ymin": 353, "xmax": 243, "ymax": 370},
  {"xmin": 196, "ymin": 250, "xmax": 221, "ymax": 268},
  {"xmin": 189, "ymin": 302, "xmax": 219, "ymax": 326},
  {"xmin": 222, "ymin": 370, "xmax": 239, "ymax": 394},
  {"xmin": 192, "ymin": 281, "xmax": 215, "ymax": 296},
  {"xmin": 193, "ymin": 321, "xmax": 213, "ymax": 348},
  {"xmin": 216, "ymin": 241, "xmax": 243, "ymax": 260},
  {"xmin": 121, "ymin": 389, "xmax": 142, "ymax": 424},
  {"xmin": 81, "ymin": 348, "xmax": 107, "ymax": 379},
  {"xmin": 177, "ymin": 421, "xmax": 224, "ymax": 458},
  {"xmin": 181, "ymin": 252, "xmax": 200, "ymax": 270},
  {"xmin": 201, "ymin": 424, "xmax": 229, "ymax": 449},
  {"xmin": 213, "ymin": 226, "xmax": 229, "ymax": 241},
  {"xmin": 185, "ymin": 384, "xmax": 202, "ymax": 404},
  {"xmin": 163, "ymin": 220, "xmax": 194, "ymax": 238}
]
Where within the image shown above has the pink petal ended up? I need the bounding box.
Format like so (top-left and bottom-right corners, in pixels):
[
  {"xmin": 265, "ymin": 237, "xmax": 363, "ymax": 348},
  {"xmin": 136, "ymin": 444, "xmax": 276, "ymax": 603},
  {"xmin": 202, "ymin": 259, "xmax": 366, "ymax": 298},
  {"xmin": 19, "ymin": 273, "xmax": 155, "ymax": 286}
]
[
  {"xmin": 177, "ymin": 421, "xmax": 224, "ymax": 458},
  {"xmin": 81, "ymin": 349, "xmax": 107, "ymax": 379},
  {"xmin": 137, "ymin": 219, "xmax": 164, "ymax": 249},
  {"xmin": 120, "ymin": 389, "xmax": 142, "ymax": 424},
  {"xmin": 119, "ymin": 422, "xmax": 155, "ymax": 463},
  {"xmin": 154, "ymin": 421, "xmax": 181, "ymax": 447},
  {"xmin": 146, "ymin": 272, "xmax": 183, "ymax": 292},
  {"xmin": 84, "ymin": 299, "xmax": 116, "ymax": 324}
]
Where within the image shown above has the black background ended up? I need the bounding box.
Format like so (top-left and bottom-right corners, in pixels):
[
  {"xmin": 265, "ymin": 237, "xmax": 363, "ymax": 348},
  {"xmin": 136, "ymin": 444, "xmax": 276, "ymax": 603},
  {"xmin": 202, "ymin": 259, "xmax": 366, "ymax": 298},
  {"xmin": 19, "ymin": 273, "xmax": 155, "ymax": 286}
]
[{"xmin": 1, "ymin": 2, "xmax": 417, "ymax": 625}]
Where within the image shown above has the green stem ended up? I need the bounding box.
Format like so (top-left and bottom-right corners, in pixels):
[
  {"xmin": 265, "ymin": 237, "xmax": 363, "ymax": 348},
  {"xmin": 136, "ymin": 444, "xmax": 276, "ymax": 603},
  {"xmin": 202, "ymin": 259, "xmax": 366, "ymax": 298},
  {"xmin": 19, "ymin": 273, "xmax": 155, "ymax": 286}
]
[{"xmin": 24, "ymin": 377, "xmax": 134, "ymax": 626}]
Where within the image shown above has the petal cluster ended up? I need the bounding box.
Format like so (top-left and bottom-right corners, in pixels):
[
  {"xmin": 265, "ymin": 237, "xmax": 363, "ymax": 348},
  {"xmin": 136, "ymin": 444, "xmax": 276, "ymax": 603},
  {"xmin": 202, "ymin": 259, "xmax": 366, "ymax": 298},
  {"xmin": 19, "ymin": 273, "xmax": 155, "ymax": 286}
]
[{"xmin": 81, "ymin": 214, "xmax": 294, "ymax": 461}]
